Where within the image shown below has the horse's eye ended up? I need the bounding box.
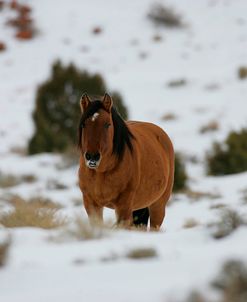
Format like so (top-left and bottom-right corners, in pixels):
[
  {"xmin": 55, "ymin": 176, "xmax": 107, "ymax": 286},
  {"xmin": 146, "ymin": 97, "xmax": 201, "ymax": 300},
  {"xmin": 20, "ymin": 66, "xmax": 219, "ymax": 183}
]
[{"xmin": 104, "ymin": 123, "xmax": 111, "ymax": 129}]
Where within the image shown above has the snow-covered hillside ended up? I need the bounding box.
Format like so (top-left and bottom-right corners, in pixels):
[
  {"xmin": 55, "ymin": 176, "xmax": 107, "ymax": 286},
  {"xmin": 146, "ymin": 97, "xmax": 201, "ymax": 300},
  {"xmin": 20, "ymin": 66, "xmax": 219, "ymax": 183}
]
[{"xmin": 0, "ymin": 0, "xmax": 247, "ymax": 301}]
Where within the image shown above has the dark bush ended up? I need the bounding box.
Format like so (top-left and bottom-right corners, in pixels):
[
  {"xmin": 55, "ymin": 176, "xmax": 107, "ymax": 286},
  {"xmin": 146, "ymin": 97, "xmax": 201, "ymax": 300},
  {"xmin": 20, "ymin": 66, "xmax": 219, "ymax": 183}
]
[
  {"xmin": 211, "ymin": 209, "xmax": 246, "ymax": 239},
  {"xmin": 207, "ymin": 128, "xmax": 247, "ymax": 175},
  {"xmin": 28, "ymin": 60, "xmax": 127, "ymax": 154},
  {"xmin": 173, "ymin": 153, "xmax": 188, "ymax": 192}
]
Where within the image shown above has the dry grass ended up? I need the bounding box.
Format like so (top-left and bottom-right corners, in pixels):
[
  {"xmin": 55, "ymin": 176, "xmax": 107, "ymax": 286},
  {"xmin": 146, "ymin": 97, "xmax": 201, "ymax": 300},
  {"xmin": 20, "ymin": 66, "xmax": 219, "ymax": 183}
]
[
  {"xmin": 183, "ymin": 218, "xmax": 200, "ymax": 229},
  {"xmin": 167, "ymin": 78, "xmax": 187, "ymax": 88},
  {"xmin": 0, "ymin": 195, "xmax": 65, "ymax": 229},
  {"xmin": 0, "ymin": 174, "xmax": 20, "ymax": 188},
  {"xmin": 9, "ymin": 145, "xmax": 27, "ymax": 156},
  {"xmin": 22, "ymin": 174, "xmax": 37, "ymax": 183},
  {"xmin": 200, "ymin": 121, "xmax": 219, "ymax": 134},
  {"xmin": 212, "ymin": 260, "xmax": 247, "ymax": 302},
  {"xmin": 182, "ymin": 189, "xmax": 221, "ymax": 202},
  {"xmin": 52, "ymin": 217, "xmax": 110, "ymax": 242},
  {"xmin": 161, "ymin": 112, "xmax": 177, "ymax": 121},
  {"xmin": 210, "ymin": 209, "xmax": 246, "ymax": 239},
  {"xmin": 210, "ymin": 203, "xmax": 227, "ymax": 210},
  {"xmin": 148, "ymin": 3, "xmax": 184, "ymax": 28},
  {"xmin": 238, "ymin": 66, "xmax": 247, "ymax": 79},
  {"xmin": 241, "ymin": 188, "xmax": 247, "ymax": 204},
  {"xmin": 184, "ymin": 260, "xmax": 247, "ymax": 302},
  {"xmin": 0, "ymin": 172, "xmax": 36, "ymax": 188},
  {"xmin": 126, "ymin": 247, "xmax": 158, "ymax": 259},
  {"xmin": 46, "ymin": 179, "xmax": 68, "ymax": 190},
  {"xmin": 152, "ymin": 34, "xmax": 162, "ymax": 42},
  {"xmin": 69, "ymin": 217, "xmax": 107, "ymax": 240},
  {"xmin": 0, "ymin": 237, "xmax": 11, "ymax": 267}
]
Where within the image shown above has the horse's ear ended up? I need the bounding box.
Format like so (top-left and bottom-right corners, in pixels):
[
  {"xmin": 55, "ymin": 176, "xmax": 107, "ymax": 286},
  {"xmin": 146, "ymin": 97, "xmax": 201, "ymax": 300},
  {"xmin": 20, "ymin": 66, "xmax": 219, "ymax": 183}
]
[
  {"xmin": 80, "ymin": 93, "xmax": 91, "ymax": 113},
  {"xmin": 102, "ymin": 93, "xmax": 113, "ymax": 112}
]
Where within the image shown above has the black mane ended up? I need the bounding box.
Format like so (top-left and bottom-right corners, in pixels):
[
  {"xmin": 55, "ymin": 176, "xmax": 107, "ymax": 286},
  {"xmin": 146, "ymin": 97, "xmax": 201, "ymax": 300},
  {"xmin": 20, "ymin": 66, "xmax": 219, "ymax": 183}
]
[{"xmin": 78, "ymin": 100, "xmax": 134, "ymax": 159}]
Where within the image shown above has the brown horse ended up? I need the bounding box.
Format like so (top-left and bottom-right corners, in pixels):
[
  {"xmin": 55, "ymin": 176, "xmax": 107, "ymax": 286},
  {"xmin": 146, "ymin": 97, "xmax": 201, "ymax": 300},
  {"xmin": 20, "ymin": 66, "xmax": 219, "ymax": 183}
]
[{"xmin": 78, "ymin": 93, "xmax": 174, "ymax": 230}]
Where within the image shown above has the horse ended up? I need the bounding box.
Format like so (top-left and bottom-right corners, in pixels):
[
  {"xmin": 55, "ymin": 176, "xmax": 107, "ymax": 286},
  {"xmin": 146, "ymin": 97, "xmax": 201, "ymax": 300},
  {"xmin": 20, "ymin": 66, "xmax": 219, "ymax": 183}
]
[{"xmin": 78, "ymin": 93, "xmax": 174, "ymax": 230}]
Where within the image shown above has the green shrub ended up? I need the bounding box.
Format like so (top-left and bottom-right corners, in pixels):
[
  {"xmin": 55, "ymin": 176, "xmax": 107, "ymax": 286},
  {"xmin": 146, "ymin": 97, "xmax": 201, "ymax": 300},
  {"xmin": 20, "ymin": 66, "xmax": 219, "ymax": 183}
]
[
  {"xmin": 173, "ymin": 153, "xmax": 188, "ymax": 192},
  {"xmin": 28, "ymin": 60, "xmax": 128, "ymax": 154},
  {"xmin": 207, "ymin": 128, "xmax": 247, "ymax": 175}
]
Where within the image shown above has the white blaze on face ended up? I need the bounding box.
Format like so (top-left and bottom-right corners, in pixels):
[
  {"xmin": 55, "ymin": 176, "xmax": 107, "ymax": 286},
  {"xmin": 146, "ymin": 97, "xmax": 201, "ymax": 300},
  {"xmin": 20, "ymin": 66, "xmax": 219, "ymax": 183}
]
[{"xmin": 91, "ymin": 112, "xmax": 99, "ymax": 122}]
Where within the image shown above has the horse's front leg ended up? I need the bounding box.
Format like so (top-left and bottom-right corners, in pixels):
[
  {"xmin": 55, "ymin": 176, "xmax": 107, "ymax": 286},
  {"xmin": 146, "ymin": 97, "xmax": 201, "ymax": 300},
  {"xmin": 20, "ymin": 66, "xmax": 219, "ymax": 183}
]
[
  {"xmin": 115, "ymin": 191, "xmax": 135, "ymax": 228},
  {"xmin": 83, "ymin": 195, "xmax": 103, "ymax": 225}
]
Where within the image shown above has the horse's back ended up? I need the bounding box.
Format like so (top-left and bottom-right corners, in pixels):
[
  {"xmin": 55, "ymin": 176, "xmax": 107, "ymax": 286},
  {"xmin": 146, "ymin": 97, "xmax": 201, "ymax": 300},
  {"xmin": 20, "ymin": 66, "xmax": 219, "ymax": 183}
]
[{"xmin": 128, "ymin": 121, "xmax": 173, "ymax": 156}]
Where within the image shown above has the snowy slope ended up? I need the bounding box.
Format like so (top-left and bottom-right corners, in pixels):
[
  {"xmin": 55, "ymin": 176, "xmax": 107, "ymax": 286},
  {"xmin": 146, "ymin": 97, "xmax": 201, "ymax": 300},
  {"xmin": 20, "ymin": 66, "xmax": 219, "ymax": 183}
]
[{"xmin": 0, "ymin": 0, "xmax": 247, "ymax": 301}]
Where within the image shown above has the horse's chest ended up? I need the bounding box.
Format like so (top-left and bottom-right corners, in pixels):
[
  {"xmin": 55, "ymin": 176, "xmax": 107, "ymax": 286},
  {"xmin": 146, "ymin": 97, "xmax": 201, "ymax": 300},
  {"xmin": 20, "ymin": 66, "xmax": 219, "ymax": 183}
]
[{"xmin": 81, "ymin": 173, "xmax": 125, "ymax": 206}]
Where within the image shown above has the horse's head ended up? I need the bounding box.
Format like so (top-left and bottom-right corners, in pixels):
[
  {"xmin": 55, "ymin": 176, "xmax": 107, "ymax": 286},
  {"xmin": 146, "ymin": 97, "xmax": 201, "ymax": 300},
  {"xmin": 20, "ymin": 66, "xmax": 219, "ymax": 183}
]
[{"xmin": 78, "ymin": 93, "xmax": 114, "ymax": 169}]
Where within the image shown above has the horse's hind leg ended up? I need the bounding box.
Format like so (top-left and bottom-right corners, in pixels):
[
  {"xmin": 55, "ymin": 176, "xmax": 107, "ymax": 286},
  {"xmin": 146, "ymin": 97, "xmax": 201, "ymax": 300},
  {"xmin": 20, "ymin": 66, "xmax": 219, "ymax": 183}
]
[
  {"xmin": 150, "ymin": 166, "xmax": 174, "ymax": 230},
  {"xmin": 132, "ymin": 208, "xmax": 149, "ymax": 228},
  {"xmin": 149, "ymin": 197, "xmax": 167, "ymax": 230}
]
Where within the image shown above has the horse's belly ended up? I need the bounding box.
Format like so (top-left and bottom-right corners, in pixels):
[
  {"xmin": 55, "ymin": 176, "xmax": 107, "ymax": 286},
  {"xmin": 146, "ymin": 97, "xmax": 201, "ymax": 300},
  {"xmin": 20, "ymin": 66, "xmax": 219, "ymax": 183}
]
[
  {"xmin": 134, "ymin": 175, "xmax": 167, "ymax": 209},
  {"xmin": 128, "ymin": 122, "xmax": 172, "ymax": 209},
  {"xmin": 133, "ymin": 150, "xmax": 168, "ymax": 208}
]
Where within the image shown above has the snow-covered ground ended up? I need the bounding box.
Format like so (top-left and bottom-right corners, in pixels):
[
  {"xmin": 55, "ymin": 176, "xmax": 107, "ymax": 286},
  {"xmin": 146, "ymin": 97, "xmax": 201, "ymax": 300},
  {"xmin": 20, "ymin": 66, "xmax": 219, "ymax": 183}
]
[{"xmin": 0, "ymin": 0, "xmax": 247, "ymax": 301}]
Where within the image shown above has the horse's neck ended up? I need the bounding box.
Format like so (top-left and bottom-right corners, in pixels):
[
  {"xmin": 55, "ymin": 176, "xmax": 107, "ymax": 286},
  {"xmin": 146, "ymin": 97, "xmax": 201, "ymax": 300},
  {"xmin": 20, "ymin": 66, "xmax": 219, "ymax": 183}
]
[
  {"xmin": 98, "ymin": 149, "xmax": 132, "ymax": 174},
  {"xmin": 97, "ymin": 155, "xmax": 119, "ymax": 173}
]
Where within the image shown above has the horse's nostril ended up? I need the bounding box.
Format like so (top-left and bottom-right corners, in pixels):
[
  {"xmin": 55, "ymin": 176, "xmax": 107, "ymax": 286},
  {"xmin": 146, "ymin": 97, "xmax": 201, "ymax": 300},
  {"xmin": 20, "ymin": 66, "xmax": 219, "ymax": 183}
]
[
  {"xmin": 94, "ymin": 152, "xmax": 100, "ymax": 161},
  {"xmin": 85, "ymin": 152, "xmax": 100, "ymax": 161},
  {"xmin": 85, "ymin": 152, "xmax": 91, "ymax": 161}
]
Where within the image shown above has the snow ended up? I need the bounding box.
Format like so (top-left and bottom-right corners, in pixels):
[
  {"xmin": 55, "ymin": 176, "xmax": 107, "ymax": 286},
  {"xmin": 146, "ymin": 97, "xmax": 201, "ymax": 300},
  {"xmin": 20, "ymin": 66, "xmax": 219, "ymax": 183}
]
[{"xmin": 0, "ymin": 0, "xmax": 247, "ymax": 301}]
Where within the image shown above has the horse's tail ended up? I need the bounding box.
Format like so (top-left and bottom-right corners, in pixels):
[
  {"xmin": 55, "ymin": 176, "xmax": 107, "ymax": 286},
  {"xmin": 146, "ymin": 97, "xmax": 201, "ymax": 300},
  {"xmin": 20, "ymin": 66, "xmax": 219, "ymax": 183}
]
[{"xmin": 132, "ymin": 208, "xmax": 149, "ymax": 227}]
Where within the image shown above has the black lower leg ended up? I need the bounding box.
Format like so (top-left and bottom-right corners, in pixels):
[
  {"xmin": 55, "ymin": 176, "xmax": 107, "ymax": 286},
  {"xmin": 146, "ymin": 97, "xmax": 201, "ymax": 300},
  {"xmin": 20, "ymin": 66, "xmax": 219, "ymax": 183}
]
[{"xmin": 132, "ymin": 208, "xmax": 149, "ymax": 227}]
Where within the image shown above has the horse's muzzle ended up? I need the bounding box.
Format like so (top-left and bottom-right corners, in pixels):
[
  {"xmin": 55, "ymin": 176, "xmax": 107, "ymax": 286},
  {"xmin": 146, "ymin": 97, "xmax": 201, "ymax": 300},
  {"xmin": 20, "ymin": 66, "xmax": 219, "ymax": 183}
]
[{"xmin": 84, "ymin": 152, "xmax": 101, "ymax": 169}]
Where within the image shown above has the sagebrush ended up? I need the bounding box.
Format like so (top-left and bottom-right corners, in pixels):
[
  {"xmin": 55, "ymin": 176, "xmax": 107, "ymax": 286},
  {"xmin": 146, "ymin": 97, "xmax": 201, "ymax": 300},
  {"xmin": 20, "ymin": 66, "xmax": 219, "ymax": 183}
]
[
  {"xmin": 184, "ymin": 259, "xmax": 247, "ymax": 302},
  {"xmin": 173, "ymin": 153, "xmax": 188, "ymax": 191},
  {"xmin": 207, "ymin": 128, "xmax": 247, "ymax": 175},
  {"xmin": 28, "ymin": 60, "xmax": 128, "ymax": 154}
]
